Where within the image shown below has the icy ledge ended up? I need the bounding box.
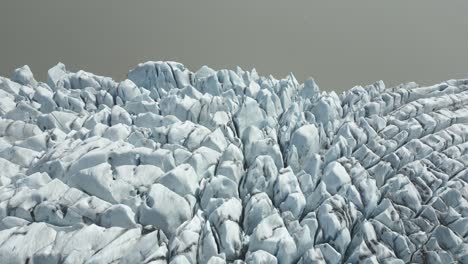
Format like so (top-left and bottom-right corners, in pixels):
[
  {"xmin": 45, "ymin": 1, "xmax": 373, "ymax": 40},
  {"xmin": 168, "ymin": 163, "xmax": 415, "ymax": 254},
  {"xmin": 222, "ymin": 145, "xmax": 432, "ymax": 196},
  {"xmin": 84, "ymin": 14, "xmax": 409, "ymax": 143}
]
[{"xmin": 0, "ymin": 61, "xmax": 467, "ymax": 263}]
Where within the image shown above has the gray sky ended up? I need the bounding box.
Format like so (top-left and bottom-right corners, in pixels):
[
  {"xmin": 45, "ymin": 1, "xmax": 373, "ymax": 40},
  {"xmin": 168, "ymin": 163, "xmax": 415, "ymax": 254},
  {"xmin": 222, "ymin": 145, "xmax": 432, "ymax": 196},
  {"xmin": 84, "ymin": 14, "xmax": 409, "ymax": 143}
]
[{"xmin": 1, "ymin": 1, "xmax": 468, "ymax": 92}]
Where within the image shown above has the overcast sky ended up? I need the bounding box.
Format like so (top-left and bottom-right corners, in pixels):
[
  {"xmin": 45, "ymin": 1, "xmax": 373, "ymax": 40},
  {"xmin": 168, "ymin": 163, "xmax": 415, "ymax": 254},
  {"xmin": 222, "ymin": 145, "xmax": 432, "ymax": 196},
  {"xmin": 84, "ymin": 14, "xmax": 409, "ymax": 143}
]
[{"xmin": 1, "ymin": 1, "xmax": 468, "ymax": 92}]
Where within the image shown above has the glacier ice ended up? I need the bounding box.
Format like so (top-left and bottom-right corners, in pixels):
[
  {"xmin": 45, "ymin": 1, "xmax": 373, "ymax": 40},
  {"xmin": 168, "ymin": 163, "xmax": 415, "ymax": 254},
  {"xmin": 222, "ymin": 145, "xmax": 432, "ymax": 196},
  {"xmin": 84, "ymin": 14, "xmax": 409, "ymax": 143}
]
[{"xmin": 0, "ymin": 61, "xmax": 466, "ymax": 263}]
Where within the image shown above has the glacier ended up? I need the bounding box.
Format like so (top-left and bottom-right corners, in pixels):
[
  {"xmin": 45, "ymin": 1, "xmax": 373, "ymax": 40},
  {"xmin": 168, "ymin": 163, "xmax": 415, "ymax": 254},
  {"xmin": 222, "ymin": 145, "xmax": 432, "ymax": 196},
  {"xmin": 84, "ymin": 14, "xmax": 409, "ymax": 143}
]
[{"xmin": 0, "ymin": 61, "xmax": 466, "ymax": 263}]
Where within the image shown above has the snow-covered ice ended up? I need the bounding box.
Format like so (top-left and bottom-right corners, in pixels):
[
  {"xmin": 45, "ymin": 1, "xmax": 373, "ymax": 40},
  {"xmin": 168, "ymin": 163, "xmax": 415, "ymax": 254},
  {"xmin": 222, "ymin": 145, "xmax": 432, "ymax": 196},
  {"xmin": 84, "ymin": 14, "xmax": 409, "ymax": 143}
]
[{"xmin": 0, "ymin": 61, "xmax": 466, "ymax": 263}]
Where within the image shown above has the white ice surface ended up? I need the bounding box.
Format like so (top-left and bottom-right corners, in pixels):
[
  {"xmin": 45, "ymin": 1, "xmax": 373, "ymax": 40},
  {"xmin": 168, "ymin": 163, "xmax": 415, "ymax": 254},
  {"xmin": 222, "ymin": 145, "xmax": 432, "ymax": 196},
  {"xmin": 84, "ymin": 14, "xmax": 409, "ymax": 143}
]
[{"xmin": 0, "ymin": 61, "xmax": 466, "ymax": 263}]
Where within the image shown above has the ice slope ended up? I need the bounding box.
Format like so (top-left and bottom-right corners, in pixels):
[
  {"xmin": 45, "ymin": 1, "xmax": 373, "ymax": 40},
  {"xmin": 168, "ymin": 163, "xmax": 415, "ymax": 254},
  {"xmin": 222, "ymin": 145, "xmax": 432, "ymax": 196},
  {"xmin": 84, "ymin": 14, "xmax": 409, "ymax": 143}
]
[{"xmin": 0, "ymin": 62, "xmax": 466, "ymax": 263}]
